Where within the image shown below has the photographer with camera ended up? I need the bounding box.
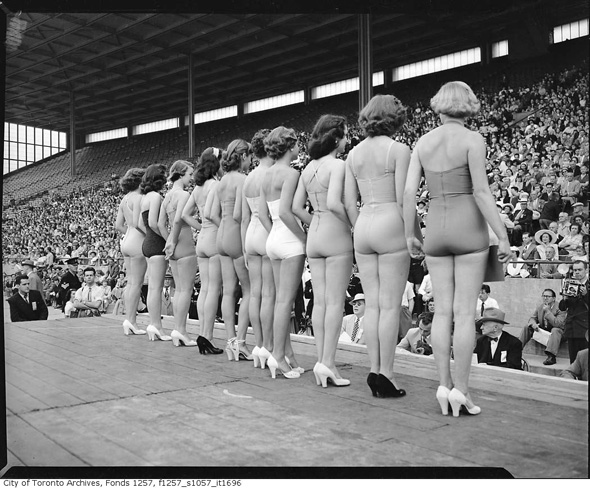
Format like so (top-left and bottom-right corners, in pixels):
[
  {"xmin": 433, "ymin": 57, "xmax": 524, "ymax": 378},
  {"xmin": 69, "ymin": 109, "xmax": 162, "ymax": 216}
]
[
  {"xmin": 397, "ymin": 312, "xmax": 433, "ymax": 355},
  {"xmin": 559, "ymin": 260, "xmax": 589, "ymax": 363}
]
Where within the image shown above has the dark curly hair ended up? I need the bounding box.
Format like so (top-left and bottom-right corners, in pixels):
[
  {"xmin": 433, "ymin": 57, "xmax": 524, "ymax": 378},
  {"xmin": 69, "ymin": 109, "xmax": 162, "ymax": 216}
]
[
  {"xmin": 140, "ymin": 164, "xmax": 167, "ymax": 194},
  {"xmin": 358, "ymin": 94, "xmax": 406, "ymax": 137},
  {"xmin": 264, "ymin": 126, "xmax": 298, "ymax": 160},
  {"xmin": 119, "ymin": 167, "xmax": 145, "ymax": 193},
  {"xmin": 251, "ymin": 129, "xmax": 271, "ymax": 159},
  {"xmin": 308, "ymin": 114, "xmax": 347, "ymax": 160},
  {"xmin": 168, "ymin": 160, "xmax": 193, "ymax": 182},
  {"xmin": 221, "ymin": 139, "xmax": 252, "ymax": 172},
  {"xmin": 194, "ymin": 147, "xmax": 221, "ymax": 186}
]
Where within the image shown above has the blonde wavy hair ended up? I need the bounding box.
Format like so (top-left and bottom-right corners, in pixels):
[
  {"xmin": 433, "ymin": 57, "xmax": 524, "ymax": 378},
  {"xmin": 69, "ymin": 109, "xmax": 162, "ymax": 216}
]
[{"xmin": 430, "ymin": 81, "xmax": 480, "ymax": 118}]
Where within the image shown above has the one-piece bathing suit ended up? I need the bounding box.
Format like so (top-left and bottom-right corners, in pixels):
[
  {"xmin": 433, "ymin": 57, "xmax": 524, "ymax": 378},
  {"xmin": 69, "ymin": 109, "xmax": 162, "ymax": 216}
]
[
  {"xmin": 265, "ymin": 199, "xmax": 305, "ymax": 260},
  {"xmin": 142, "ymin": 210, "xmax": 166, "ymax": 258},
  {"xmin": 245, "ymin": 196, "xmax": 269, "ymax": 256}
]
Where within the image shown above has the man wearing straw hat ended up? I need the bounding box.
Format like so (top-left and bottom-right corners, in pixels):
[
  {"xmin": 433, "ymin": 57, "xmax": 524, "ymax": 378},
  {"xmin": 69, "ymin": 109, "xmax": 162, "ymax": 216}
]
[
  {"xmin": 474, "ymin": 308, "xmax": 523, "ymax": 370},
  {"xmin": 21, "ymin": 259, "xmax": 42, "ymax": 292}
]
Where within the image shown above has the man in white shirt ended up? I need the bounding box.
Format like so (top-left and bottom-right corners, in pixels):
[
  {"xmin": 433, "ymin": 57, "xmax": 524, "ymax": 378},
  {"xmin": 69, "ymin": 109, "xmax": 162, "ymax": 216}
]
[
  {"xmin": 73, "ymin": 267, "xmax": 105, "ymax": 317},
  {"xmin": 340, "ymin": 294, "xmax": 366, "ymax": 344},
  {"xmin": 475, "ymin": 284, "xmax": 499, "ymax": 319}
]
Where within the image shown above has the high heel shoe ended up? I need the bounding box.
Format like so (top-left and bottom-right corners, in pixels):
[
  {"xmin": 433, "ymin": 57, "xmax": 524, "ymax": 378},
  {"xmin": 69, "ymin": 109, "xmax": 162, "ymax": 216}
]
[
  {"xmin": 196, "ymin": 336, "xmax": 223, "ymax": 355},
  {"xmin": 285, "ymin": 356, "xmax": 305, "ymax": 374},
  {"xmin": 225, "ymin": 338, "xmax": 239, "ymax": 361},
  {"xmin": 267, "ymin": 355, "xmax": 300, "ymax": 379},
  {"xmin": 314, "ymin": 363, "xmax": 350, "ymax": 388},
  {"xmin": 367, "ymin": 372, "xmax": 379, "ymax": 397},
  {"xmin": 258, "ymin": 347, "xmax": 271, "ymax": 369},
  {"xmin": 436, "ymin": 386, "xmax": 451, "ymax": 416},
  {"xmin": 146, "ymin": 325, "xmax": 172, "ymax": 341},
  {"xmin": 447, "ymin": 388, "xmax": 481, "ymax": 417},
  {"xmin": 122, "ymin": 319, "xmax": 146, "ymax": 336},
  {"xmin": 252, "ymin": 346, "xmax": 261, "ymax": 368},
  {"xmin": 313, "ymin": 362, "xmax": 321, "ymax": 385},
  {"xmin": 375, "ymin": 374, "xmax": 406, "ymax": 398},
  {"xmin": 171, "ymin": 330, "xmax": 197, "ymax": 347},
  {"xmin": 235, "ymin": 339, "xmax": 253, "ymax": 361}
]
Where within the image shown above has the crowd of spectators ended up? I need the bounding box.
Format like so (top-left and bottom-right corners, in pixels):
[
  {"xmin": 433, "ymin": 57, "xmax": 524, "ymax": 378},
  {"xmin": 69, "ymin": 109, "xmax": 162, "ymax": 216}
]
[{"xmin": 3, "ymin": 63, "xmax": 588, "ymax": 345}]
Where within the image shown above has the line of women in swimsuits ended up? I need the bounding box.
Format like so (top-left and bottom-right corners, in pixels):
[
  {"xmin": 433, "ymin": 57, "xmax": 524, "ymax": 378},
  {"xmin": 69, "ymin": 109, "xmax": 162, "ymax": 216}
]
[{"xmin": 116, "ymin": 82, "xmax": 513, "ymax": 415}]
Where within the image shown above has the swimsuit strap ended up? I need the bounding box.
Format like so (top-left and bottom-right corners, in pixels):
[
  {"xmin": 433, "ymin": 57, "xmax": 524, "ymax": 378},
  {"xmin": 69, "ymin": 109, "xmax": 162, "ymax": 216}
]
[{"xmin": 384, "ymin": 140, "xmax": 396, "ymax": 175}]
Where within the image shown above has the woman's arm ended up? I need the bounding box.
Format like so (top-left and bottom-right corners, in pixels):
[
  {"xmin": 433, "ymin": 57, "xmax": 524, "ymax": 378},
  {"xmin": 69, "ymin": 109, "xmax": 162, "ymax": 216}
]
[
  {"xmin": 279, "ymin": 169, "xmax": 307, "ymax": 242},
  {"xmin": 165, "ymin": 192, "xmax": 191, "ymax": 259},
  {"xmin": 258, "ymin": 184, "xmax": 272, "ymax": 233},
  {"xmin": 233, "ymin": 180, "xmax": 243, "ymax": 223},
  {"xmin": 326, "ymin": 159, "xmax": 350, "ymax": 226},
  {"xmin": 403, "ymin": 144, "xmax": 424, "ymax": 255},
  {"xmin": 240, "ymin": 186, "xmax": 251, "ymax": 255},
  {"xmin": 292, "ymin": 172, "xmax": 313, "ymax": 225},
  {"xmin": 181, "ymin": 189, "xmax": 202, "ymax": 230},
  {"xmin": 157, "ymin": 196, "xmax": 169, "ymax": 240},
  {"xmin": 468, "ymin": 132, "xmax": 512, "ymax": 263},
  {"xmin": 115, "ymin": 202, "xmax": 127, "ymax": 235},
  {"xmin": 344, "ymin": 156, "xmax": 360, "ymax": 227},
  {"xmin": 137, "ymin": 195, "xmax": 146, "ymax": 234}
]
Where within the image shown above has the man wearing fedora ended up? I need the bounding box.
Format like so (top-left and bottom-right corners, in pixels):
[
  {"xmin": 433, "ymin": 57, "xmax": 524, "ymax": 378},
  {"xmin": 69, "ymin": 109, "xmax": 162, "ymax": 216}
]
[
  {"xmin": 474, "ymin": 308, "xmax": 523, "ymax": 370},
  {"xmin": 21, "ymin": 259, "xmax": 43, "ymax": 292},
  {"xmin": 512, "ymin": 198, "xmax": 533, "ymax": 246},
  {"xmin": 340, "ymin": 293, "xmax": 366, "ymax": 344},
  {"xmin": 161, "ymin": 273, "xmax": 175, "ymax": 316}
]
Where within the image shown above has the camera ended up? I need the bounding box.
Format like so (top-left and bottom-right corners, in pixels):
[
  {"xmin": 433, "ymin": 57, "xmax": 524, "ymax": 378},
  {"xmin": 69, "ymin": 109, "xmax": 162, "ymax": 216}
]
[{"xmin": 562, "ymin": 279, "xmax": 582, "ymax": 298}]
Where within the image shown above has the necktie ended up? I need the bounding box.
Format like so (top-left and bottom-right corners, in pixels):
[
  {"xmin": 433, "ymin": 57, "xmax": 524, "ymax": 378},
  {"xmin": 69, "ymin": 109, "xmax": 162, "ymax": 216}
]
[
  {"xmin": 87, "ymin": 287, "xmax": 92, "ymax": 302},
  {"xmin": 24, "ymin": 293, "xmax": 29, "ymax": 303},
  {"xmin": 351, "ymin": 317, "xmax": 360, "ymax": 342},
  {"xmin": 165, "ymin": 288, "xmax": 169, "ymax": 300},
  {"xmin": 480, "ymin": 302, "xmax": 485, "ymax": 317}
]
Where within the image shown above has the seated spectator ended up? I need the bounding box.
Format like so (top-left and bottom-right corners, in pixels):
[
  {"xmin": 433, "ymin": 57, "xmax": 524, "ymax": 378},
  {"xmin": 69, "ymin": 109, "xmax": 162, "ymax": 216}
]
[
  {"xmin": 519, "ymin": 289, "xmax": 565, "ymax": 365},
  {"xmin": 556, "ymin": 212, "xmax": 571, "ymax": 240},
  {"xmin": 571, "ymin": 202, "xmax": 588, "ymax": 220},
  {"xmin": 399, "ymin": 281, "xmax": 415, "ymax": 342},
  {"xmin": 476, "ymin": 284, "xmax": 499, "ymax": 318},
  {"xmin": 474, "ymin": 308, "xmax": 523, "ymax": 370},
  {"xmin": 340, "ymin": 293, "xmax": 365, "ymax": 344},
  {"xmin": 534, "ymin": 229, "xmax": 559, "ymax": 260},
  {"xmin": 64, "ymin": 289, "xmax": 79, "ymax": 318},
  {"xmin": 559, "ymin": 223, "xmax": 584, "ymax": 257},
  {"xmin": 73, "ymin": 267, "xmax": 105, "ymax": 317},
  {"xmin": 512, "ymin": 198, "xmax": 533, "ymax": 245},
  {"xmin": 559, "ymin": 330, "xmax": 588, "ymax": 381},
  {"xmin": 397, "ymin": 312, "xmax": 433, "ymax": 355},
  {"xmin": 572, "ymin": 215, "xmax": 589, "ymax": 236},
  {"xmin": 538, "ymin": 247, "xmax": 565, "ymax": 279}
]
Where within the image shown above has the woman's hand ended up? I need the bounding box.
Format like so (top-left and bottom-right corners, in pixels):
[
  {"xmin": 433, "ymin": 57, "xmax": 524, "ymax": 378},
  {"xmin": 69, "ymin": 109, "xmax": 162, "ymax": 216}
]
[
  {"xmin": 407, "ymin": 236, "xmax": 424, "ymax": 259},
  {"xmin": 497, "ymin": 239, "xmax": 513, "ymax": 263},
  {"xmin": 164, "ymin": 238, "xmax": 176, "ymax": 260}
]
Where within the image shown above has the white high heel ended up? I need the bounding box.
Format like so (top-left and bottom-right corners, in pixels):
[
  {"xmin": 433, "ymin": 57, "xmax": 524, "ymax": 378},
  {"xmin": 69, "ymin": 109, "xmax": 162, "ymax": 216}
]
[
  {"xmin": 146, "ymin": 325, "xmax": 172, "ymax": 341},
  {"xmin": 171, "ymin": 330, "xmax": 197, "ymax": 347},
  {"xmin": 122, "ymin": 319, "xmax": 146, "ymax": 336},
  {"xmin": 225, "ymin": 338, "xmax": 239, "ymax": 361},
  {"xmin": 258, "ymin": 347, "xmax": 271, "ymax": 369},
  {"xmin": 252, "ymin": 346, "xmax": 261, "ymax": 368},
  {"xmin": 436, "ymin": 386, "xmax": 451, "ymax": 416},
  {"xmin": 267, "ymin": 355, "xmax": 300, "ymax": 379},
  {"xmin": 314, "ymin": 363, "xmax": 350, "ymax": 388},
  {"xmin": 448, "ymin": 388, "xmax": 481, "ymax": 417},
  {"xmin": 312, "ymin": 362, "xmax": 321, "ymax": 385}
]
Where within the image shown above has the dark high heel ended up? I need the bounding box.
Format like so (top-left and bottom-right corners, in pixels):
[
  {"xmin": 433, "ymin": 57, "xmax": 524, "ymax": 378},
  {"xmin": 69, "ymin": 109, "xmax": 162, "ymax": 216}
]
[
  {"xmin": 375, "ymin": 373, "xmax": 406, "ymax": 398},
  {"xmin": 367, "ymin": 372, "xmax": 379, "ymax": 397},
  {"xmin": 196, "ymin": 336, "xmax": 223, "ymax": 355}
]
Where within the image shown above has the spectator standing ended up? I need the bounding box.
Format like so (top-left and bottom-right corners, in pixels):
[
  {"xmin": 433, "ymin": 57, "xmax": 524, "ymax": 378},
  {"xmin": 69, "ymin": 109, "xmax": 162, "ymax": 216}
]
[
  {"xmin": 476, "ymin": 284, "xmax": 500, "ymax": 318},
  {"xmin": 58, "ymin": 257, "xmax": 81, "ymax": 312},
  {"xmin": 559, "ymin": 260, "xmax": 589, "ymax": 362},
  {"xmin": 559, "ymin": 331, "xmax": 588, "ymax": 381}
]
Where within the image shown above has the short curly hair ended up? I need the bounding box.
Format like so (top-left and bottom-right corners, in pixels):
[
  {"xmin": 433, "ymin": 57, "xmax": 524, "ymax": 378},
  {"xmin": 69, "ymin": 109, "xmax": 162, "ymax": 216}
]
[
  {"xmin": 140, "ymin": 164, "xmax": 167, "ymax": 194},
  {"xmin": 119, "ymin": 167, "xmax": 145, "ymax": 193},
  {"xmin": 251, "ymin": 129, "xmax": 271, "ymax": 159},
  {"xmin": 168, "ymin": 160, "xmax": 193, "ymax": 182},
  {"xmin": 194, "ymin": 147, "xmax": 221, "ymax": 186},
  {"xmin": 264, "ymin": 126, "xmax": 298, "ymax": 160},
  {"xmin": 430, "ymin": 81, "xmax": 480, "ymax": 118},
  {"xmin": 308, "ymin": 114, "xmax": 347, "ymax": 160},
  {"xmin": 221, "ymin": 139, "xmax": 252, "ymax": 172},
  {"xmin": 358, "ymin": 94, "xmax": 406, "ymax": 137}
]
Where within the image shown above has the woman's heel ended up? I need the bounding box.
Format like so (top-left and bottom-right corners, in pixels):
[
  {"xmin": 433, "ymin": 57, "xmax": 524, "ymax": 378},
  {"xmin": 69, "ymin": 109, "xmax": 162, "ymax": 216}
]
[
  {"xmin": 258, "ymin": 347, "xmax": 271, "ymax": 369},
  {"xmin": 448, "ymin": 388, "xmax": 468, "ymax": 417},
  {"xmin": 436, "ymin": 386, "xmax": 451, "ymax": 416},
  {"xmin": 312, "ymin": 362, "xmax": 321, "ymax": 386},
  {"xmin": 225, "ymin": 338, "xmax": 238, "ymax": 361},
  {"xmin": 252, "ymin": 346, "xmax": 261, "ymax": 368}
]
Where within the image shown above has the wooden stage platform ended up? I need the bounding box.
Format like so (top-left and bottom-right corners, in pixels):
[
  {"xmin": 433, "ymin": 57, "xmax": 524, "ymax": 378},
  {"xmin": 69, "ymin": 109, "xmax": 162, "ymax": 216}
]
[{"xmin": 2, "ymin": 313, "xmax": 588, "ymax": 478}]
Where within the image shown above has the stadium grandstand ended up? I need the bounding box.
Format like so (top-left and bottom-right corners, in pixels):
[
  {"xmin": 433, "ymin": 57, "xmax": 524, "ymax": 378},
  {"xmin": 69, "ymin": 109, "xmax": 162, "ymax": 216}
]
[{"xmin": 2, "ymin": 0, "xmax": 589, "ymax": 477}]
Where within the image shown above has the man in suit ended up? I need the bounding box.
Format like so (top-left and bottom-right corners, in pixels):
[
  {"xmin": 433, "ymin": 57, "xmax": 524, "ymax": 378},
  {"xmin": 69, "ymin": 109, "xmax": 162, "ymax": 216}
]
[
  {"xmin": 8, "ymin": 274, "xmax": 49, "ymax": 322},
  {"xmin": 340, "ymin": 293, "xmax": 365, "ymax": 344},
  {"xmin": 519, "ymin": 288, "xmax": 565, "ymax": 365},
  {"xmin": 474, "ymin": 308, "xmax": 522, "ymax": 370},
  {"xmin": 161, "ymin": 273, "xmax": 175, "ymax": 316},
  {"xmin": 397, "ymin": 312, "xmax": 433, "ymax": 355},
  {"xmin": 21, "ymin": 259, "xmax": 43, "ymax": 292},
  {"xmin": 538, "ymin": 247, "xmax": 565, "ymax": 279},
  {"xmin": 512, "ymin": 198, "xmax": 533, "ymax": 245}
]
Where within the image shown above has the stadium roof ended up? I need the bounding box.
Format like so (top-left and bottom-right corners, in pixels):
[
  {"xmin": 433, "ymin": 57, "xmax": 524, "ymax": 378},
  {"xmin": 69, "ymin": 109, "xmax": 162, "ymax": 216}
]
[{"xmin": 2, "ymin": 0, "xmax": 588, "ymax": 135}]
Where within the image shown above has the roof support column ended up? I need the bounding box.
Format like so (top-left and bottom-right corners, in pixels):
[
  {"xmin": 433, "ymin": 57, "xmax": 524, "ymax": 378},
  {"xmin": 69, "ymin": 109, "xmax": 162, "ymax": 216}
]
[
  {"xmin": 358, "ymin": 13, "xmax": 373, "ymax": 111},
  {"xmin": 70, "ymin": 90, "xmax": 76, "ymax": 177},
  {"xmin": 187, "ymin": 53, "xmax": 195, "ymax": 159}
]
